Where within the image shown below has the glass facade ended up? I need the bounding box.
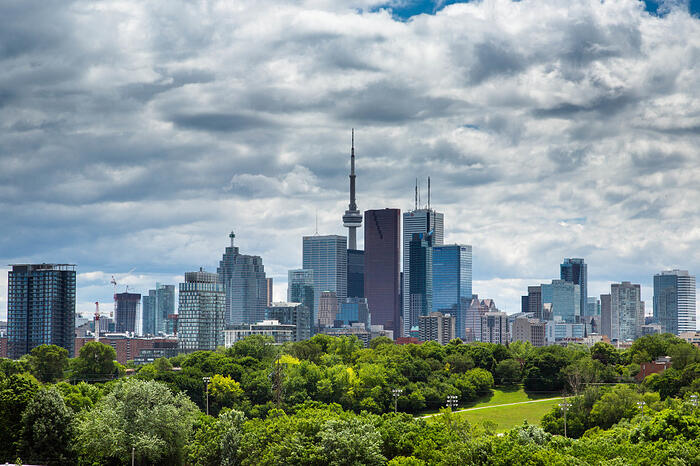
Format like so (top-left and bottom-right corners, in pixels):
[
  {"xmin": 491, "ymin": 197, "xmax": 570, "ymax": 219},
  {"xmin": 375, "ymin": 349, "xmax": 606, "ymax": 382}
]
[
  {"xmin": 114, "ymin": 292, "xmax": 141, "ymax": 334},
  {"xmin": 431, "ymin": 244, "xmax": 472, "ymax": 340},
  {"xmin": 142, "ymin": 283, "xmax": 175, "ymax": 336},
  {"xmin": 8, "ymin": 264, "xmax": 76, "ymax": 359},
  {"xmin": 541, "ymin": 279, "xmax": 580, "ymax": 324},
  {"xmin": 402, "ymin": 209, "xmax": 443, "ymax": 336},
  {"xmin": 560, "ymin": 258, "xmax": 587, "ymax": 323},
  {"xmin": 266, "ymin": 302, "xmax": 311, "ymax": 342},
  {"xmin": 217, "ymin": 233, "xmax": 268, "ymax": 325},
  {"xmin": 364, "ymin": 208, "xmax": 400, "ymax": 334},
  {"xmin": 302, "ymin": 235, "xmax": 347, "ymax": 325},
  {"xmin": 654, "ymin": 270, "xmax": 696, "ymax": 335},
  {"xmin": 408, "ymin": 232, "xmax": 433, "ymax": 333},
  {"xmin": 347, "ymin": 249, "xmax": 364, "ymax": 298},
  {"xmin": 288, "ymin": 269, "xmax": 314, "ymax": 337},
  {"xmin": 337, "ymin": 297, "xmax": 370, "ymax": 328},
  {"xmin": 178, "ymin": 270, "xmax": 226, "ymax": 352}
]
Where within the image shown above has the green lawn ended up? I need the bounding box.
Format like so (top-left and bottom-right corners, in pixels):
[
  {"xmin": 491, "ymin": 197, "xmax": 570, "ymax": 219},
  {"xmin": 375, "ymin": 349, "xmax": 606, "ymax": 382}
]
[
  {"xmin": 453, "ymin": 398, "xmax": 562, "ymax": 432},
  {"xmin": 422, "ymin": 386, "xmax": 562, "ymax": 432}
]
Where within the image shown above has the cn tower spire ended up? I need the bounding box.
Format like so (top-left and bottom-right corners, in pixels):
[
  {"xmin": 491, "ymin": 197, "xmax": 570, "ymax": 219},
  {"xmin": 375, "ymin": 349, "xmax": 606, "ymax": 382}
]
[{"xmin": 342, "ymin": 129, "xmax": 362, "ymax": 249}]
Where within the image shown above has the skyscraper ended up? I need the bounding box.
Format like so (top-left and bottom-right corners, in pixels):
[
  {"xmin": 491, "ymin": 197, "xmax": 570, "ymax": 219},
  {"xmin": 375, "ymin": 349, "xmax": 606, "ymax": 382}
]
[
  {"xmin": 432, "ymin": 244, "xmax": 472, "ymax": 339},
  {"xmin": 266, "ymin": 302, "xmax": 311, "ymax": 342},
  {"xmin": 407, "ymin": 232, "xmax": 433, "ymax": 335},
  {"xmin": 347, "ymin": 249, "xmax": 364, "ymax": 298},
  {"xmin": 654, "ymin": 270, "xmax": 696, "ymax": 335},
  {"xmin": 541, "ymin": 279, "xmax": 580, "ymax": 323},
  {"xmin": 402, "ymin": 208, "xmax": 444, "ymax": 336},
  {"xmin": 610, "ymin": 282, "xmax": 644, "ymax": 341},
  {"xmin": 342, "ymin": 129, "xmax": 362, "ymax": 250},
  {"xmin": 560, "ymin": 258, "xmax": 587, "ymax": 323},
  {"xmin": 318, "ymin": 291, "xmax": 338, "ymax": 328},
  {"xmin": 217, "ymin": 231, "xmax": 268, "ymax": 325},
  {"xmin": 364, "ymin": 208, "xmax": 400, "ymax": 334},
  {"xmin": 7, "ymin": 264, "xmax": 76, "ymax": 359},
  {"xmin": 178, "ymin": 269, "xmax": 225, "ymax": 352},
  {"xmin": 600, "ymin": 294, "xmax": 612, "ymax": 338},
  {"xmin": 302, "ymin": 235, "xmax": 347, "ymax": 324},
  {"xmin": 265, "ymin": 278, "xmax": 274, "ymax": 307},
  {"xmin": 527, "ymin": 286, "xmax": 542, "ymax": 319},
  {"xmin": 115, "ymin": 292, "xmax": 141, "ymax": 334},
  {"xmin": 288, "ymin": 269, "xmax": 314, "ymax": 337},
  {"xmin": 142, "ymin": 283, "xmax": 175, "ymax": 336},
  {"xmin": 481, "ymin": 311, "xmax": 508, "ymax": 344}
]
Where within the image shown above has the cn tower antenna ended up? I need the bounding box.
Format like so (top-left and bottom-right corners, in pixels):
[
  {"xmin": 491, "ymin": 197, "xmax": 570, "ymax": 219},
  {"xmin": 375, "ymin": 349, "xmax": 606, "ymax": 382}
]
[{"xmin": 342, "ymin": 129, "xmax": 362, "ymax": 249}]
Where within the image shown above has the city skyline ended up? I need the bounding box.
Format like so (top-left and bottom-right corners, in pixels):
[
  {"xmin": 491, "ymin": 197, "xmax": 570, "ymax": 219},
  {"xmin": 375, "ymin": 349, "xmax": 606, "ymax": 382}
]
[{"xmin": 2, "ymin": 1, "xmax": 700, "ymax": 326}]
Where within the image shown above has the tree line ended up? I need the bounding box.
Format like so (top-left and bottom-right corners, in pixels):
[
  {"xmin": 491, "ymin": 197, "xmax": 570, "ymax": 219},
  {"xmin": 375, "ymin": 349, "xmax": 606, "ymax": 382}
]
[{"xmin": 0, "ymin": 332, "xmax": 698, "ymax": 464}]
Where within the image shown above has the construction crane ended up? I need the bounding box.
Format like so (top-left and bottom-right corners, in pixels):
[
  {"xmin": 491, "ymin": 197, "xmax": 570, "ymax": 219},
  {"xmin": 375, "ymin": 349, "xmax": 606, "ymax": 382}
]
[
  {"xmin": 110, "ymin": 275, "xmax": 118, "ymax": 319},
  {"xmin": 94, "ymin": 302, "xmax": 101, "ymax": 342}
]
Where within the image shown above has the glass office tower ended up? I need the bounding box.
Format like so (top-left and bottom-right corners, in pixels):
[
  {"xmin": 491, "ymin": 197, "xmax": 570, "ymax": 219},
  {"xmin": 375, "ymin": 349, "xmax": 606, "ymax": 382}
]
[
  {"xmin": 288, "ymin": 269, "xmax": 315, "ymax": 337},
  {"xmin": 347, "ymin": 249, "xmax": 364, "ymax": 298},
  {"xmin": 142, "ymin": 283, "xmax": 175, "ymax": 336},
  {"xmin": 8, "ymin": 264, "xmax": 76, "ymax": 359},
  {"xmin": 302, "ymin": 235, "xmax": 347, "ymax": 324},
  {"xmin": 432, "ymin": 244, "xmax": 472, "ymax": 339},
  {"xmin": 560, "ymin": 258, "xmax": 587, "ymax": 323},
  {"xmin": 541, "ymin": 279, "xmax": 580, "ymax": 323},
  {"xmin": 364, "ymin": 208, "xmax": 400, "ymax": 334},
  {"xmin": 402, "ymin": 208, "xmax": 443, "ymax": 336},
  {"xmin": 408, "ymin": 232, "xmax": 433, "ymax": 334},
  {"xmin": 115, "ymin": 292, "xmax": 141, "ymax": 334},
  {"xmin": 218, "ymin": 232, "xmax": 268, "ymax": 325},
  {"xmin": 654, "ymin": 270, "xmax": 696, "ymax": 335}
]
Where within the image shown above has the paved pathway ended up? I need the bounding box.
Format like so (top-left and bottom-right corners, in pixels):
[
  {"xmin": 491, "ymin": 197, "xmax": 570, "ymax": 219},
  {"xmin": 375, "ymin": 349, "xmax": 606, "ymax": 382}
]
[{"xmin": 418, "ymin": 396, "xmax": 565, "ymax": 419}]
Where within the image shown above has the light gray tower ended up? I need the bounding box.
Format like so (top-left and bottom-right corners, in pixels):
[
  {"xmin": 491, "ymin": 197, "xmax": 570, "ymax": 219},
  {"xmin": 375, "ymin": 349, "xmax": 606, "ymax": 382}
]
[{"xmin": 342, "ymin": 129, "xmax": 362, "ymax": 250}]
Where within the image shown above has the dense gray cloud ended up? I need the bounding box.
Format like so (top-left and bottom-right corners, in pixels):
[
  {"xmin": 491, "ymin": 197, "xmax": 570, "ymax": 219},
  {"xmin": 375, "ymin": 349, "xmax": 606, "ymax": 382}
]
[{"xmin": 1, "ymin": 0, "xmax": 699, "ymax": 321}]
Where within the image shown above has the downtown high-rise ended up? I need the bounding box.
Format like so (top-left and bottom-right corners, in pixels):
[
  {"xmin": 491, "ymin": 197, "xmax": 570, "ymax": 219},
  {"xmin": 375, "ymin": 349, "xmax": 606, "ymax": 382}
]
[
  {"xmin": 364, "ymin": 208, "xmax": 400, "ymax": 334},
  {"xmin": 610, "ymin": 282, "xmax": 644, "ymax": 341},
  {"xmin": 218, "ymin": 232, "xmax": 268, "ymax": 325},
  {"xmin": 302, "ymin": 235, "xmax": 347, "ymax": 324},
  {"xmin": 7, "ymin": 264, "xmax": 76, "ymax": 359},
  {"xmin": 432, "ymin": 244, "xmax": 472, "ymax": 340},
  {"xmin": 115, "ymin": 292, "xmax": 141, "ymax": 334},
  {"xmin": 142, "ymin": 283, "xmax": 175, "ymax": 336},
  {"xmin": 178, "ymin": 269, "xmax": 226, "ymax": 352},
  {"xmin": 560, "ymin": 258, "xmax": 587, "ymax": 323},
  {"xmin": 402, "ymin": 208, "xmax": 444, "ymax": 336},
  {"xmin": 654, "ymin": 270, "xmax": 696, "ymax": 335}
]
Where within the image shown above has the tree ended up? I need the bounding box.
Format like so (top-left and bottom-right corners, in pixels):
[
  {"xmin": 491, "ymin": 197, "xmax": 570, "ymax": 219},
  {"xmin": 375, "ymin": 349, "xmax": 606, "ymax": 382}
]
[
  {"xmin": 210, "ymin": 374, "xmax": 244, "ymax": 412},
  {"xmin": 71, "ymin": 341, "xmax": 117, "ymax": 382},
  {"xmin": 75, "ymin": 378, "xmax": 198, "ymax": 465},
  {"xmin": 28, "ymin": 344, "xmax": 69, "ymax": 383},
  {"xmin": 19, "ymin": 387, "xmax": 75, "ymax": 465},
  {"xmin": 562, "ymin": 357, "xmax": 597, "ymax": 394},
  {"xmin": 370, "ymin": 336, "xmax": 394, "ymax": 349},
  {"xmin": 589, "ymin": 384, "xmax": 642, "ymax": 429},
  {"xmin": 494, "ymin": 359, "xmax": 521, "ymax": 386},
  {"xmin": 591, "ymin": 342, "xmax": 620, "ymax": 366},
  {"xmin": 319, "ymin": 417, "xmax": 386, "ymax": 465},
  {"xmin": 0, "ymin": 373, "xmax": 39, "ymax": 460}
]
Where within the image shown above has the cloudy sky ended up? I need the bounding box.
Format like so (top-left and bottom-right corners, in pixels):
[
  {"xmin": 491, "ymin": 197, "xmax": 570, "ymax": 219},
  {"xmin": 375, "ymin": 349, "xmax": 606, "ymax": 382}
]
[{"xmin": 1, "ymin": 0, "xmax": 699, "ymax": 325}]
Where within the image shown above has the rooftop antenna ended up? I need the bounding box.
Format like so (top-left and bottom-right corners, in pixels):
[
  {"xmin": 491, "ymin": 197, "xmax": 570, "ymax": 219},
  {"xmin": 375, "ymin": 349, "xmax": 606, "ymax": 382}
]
[
  {"xmin": 229, "ymin": 230, "xmax": 235, "ymax": 248},
  {"xmin": 428, "ymin": 176, "xmax": 431, "ymax": 211},
  {"xmin": 418, "ymin": 179, "xmax": 421, "ymax": 209},
  {"xmin": 414, "ymin": 178, "xmax": 418, "ymax": 211}
]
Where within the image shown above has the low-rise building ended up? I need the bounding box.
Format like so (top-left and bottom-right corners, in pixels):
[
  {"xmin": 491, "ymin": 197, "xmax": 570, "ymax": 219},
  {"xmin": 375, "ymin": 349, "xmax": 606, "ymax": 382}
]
[
  {"xmin": 636, "ymin": 356, "xmax": 672, "ymax": 381},
  {"xmin": 266, "ymin": 302, "xmax": 311, "ymax": 342},
  {"xmin": 224, "ymin": 320, "xmax": 296, "ymax": 347},
  {"xmin": 680, "ymin": 331, "xmax": 700, "ymax": 346},
  {"xmin": 75, "ymin": 335, "xmax": 178, "ymax": 365}
]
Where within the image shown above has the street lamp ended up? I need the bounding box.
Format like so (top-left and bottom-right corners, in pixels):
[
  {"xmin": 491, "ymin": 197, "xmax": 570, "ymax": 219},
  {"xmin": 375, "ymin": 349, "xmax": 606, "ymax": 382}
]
[
  {"xmin": 203, "ymin": 376, "xmax": 211, "ymax": 416},
  {"xmin": 559, "ymin": 400, "xmax": 571, "ymax": 438},
  {"xmin": 637, "ymin": 400, "xmax": 646, "ymax": 419},
  {"xmin": 392, "ymin": 388, "xmax": 403, "ymax": 413},
  {"xmin": 446, "ymin": 395, "xmax": 459, "ymax": 410}
]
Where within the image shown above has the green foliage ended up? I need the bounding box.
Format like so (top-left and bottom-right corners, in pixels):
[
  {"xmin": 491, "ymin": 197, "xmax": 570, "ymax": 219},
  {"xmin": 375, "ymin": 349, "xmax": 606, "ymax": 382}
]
[
  {"xmin": 627, "ymin": 333, "xmax": 683, "ymax": 363},
  {"xmin": 27, "ymin": 344, "xmax": 69, "ymax": 383},
  {"xmin": 75, "ymin": 378, "xmax": 198, "ymax": 465},
  {"xmin": 71, "ymin": 341, "xmax": 117, "ymax": 382},
  {"xmin": 523, "ymin": 346, "xmax": 571, "ymax": 392},
  {"xmin": 591, "ymin": 341, "xmax": 620, "ymax": 366},
  {"xmin": 0, "ymin": 373, "xmax": 39, "ymax": 460},
  {"xmin": 494, "ymin": 359, "xmax": 521, "ymax": 386},
  {"xmin": 19, "ymin": 387, "xmax": 75, "ymax": 465}
]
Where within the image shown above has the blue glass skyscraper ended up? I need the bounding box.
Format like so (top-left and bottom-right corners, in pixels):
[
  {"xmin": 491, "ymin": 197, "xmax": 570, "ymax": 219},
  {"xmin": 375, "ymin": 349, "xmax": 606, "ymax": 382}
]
[
  {"xmin": 432, "ymin": 244, "xmax": 472, "ymax": 339},
  {"xmin": 654, "ymin": 270, "xmax": 696, "ymax": 335},
  {"xmin": 541, "ymin": 279, "xmax": 580, "ymax": 324},
  {"xmin": 8, "ymin": 264, "xmax": 76, "ymax": 359},
  {"xmin": 302, "ymin": 235, "xmax": 347, "ymax": 325},
  {"xmin": 560, "ymin": 258, "xmax": 587, "ymax": 323}
]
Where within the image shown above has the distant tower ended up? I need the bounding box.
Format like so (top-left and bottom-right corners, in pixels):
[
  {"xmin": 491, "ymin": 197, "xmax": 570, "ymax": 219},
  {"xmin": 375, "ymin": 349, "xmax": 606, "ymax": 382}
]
[{"xmin": 342, "ymin": 129, "xmax": 362, "ymax": 250}]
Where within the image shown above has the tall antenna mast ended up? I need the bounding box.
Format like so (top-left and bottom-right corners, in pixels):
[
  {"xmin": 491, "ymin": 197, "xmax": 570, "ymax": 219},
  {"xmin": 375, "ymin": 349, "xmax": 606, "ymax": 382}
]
[
  {"xmin": 342, "ymin": 128, "xmax": 362, "ymax": 249},
  {"xmin": 418, "ymin": 179, "xmax": 421, "ymax": 209},
  {"xmin": 414, "ymin": 178, "xmax": 418, "ymax": 211},
  {"xmin": 428, "ymin": 176, "xmax": 431, "ymax": 210}
]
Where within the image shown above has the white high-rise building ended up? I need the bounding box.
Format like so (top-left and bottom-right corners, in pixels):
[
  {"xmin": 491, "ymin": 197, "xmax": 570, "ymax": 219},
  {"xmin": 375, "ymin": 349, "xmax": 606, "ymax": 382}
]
[
  {"xmin": 402, "ymin": 208, "xmax": 444, "ymax": 337},
  {"xmin": 610, "ymin": 282, "xmax": 644, "ymax": 341}
]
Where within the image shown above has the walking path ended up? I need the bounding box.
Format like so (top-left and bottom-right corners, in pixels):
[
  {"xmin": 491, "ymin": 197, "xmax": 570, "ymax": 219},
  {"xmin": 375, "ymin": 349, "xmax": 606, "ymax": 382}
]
[{"xmin": 418, "ymin": 396, "xmax": 565, "ymax": 419}]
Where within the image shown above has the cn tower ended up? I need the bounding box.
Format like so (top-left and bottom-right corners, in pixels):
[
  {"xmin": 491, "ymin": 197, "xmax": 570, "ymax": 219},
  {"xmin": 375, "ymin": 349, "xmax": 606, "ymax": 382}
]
[{"xmin": 342, "ymin": 129, "xmax": 362, "ymax": 249}]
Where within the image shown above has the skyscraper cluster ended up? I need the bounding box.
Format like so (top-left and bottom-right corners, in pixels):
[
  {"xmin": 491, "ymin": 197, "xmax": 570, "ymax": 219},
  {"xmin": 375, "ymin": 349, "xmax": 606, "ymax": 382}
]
[{"xmin": 3, "ymin": 131, "xmax": 698, "ymax": 359}]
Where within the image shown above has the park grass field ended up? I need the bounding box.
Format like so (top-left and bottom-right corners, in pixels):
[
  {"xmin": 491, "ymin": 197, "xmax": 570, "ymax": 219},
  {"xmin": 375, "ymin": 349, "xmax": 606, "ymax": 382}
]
[
  {"xmin": 453, "ymin": 397, "xmax": 562, "ymax": 432},
  {"xmin": 423, "ymin": 386, "xmax": 562, "ymax": 432}
]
